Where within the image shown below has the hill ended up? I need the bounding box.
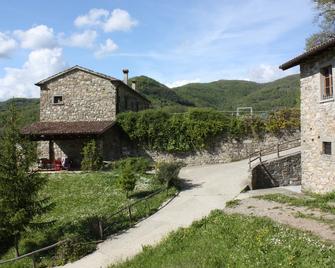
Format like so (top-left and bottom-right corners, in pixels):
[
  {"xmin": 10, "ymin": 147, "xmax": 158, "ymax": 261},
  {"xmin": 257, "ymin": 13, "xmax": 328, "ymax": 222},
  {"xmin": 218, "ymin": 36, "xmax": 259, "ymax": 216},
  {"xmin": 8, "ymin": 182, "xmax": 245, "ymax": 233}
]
[
  {"xmin": 0, "ymin": 98, "xmax": 39, "ymax": 132},
  {"xmin": 129, "ymin": 76, "xmax": 194, "ymax": 107},
  {"xmin": 173, "ymin": 74, "xmax": 300, "ymax": 111}
]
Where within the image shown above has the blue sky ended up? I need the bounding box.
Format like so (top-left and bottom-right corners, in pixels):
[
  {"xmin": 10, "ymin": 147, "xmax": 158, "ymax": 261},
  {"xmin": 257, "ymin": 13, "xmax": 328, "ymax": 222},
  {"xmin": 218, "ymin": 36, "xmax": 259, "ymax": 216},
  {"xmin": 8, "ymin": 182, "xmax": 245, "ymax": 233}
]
[{"xmin": 0, "ymin": 0, "xmax": 317, "ymax": 100}]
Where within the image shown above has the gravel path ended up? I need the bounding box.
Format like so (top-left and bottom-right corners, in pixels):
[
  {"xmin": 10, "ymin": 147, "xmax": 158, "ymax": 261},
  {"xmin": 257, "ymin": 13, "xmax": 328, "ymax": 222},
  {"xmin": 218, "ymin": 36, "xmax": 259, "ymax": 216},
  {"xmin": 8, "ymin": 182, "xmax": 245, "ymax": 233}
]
[{"xmin": 224, "ymin": 197, "xmax": 335, "ymax": 243}]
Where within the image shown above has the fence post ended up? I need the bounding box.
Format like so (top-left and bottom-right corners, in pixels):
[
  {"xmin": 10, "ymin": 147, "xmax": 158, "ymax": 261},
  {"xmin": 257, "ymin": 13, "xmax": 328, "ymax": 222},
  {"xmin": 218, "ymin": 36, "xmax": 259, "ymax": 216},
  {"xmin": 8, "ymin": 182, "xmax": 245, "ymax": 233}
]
[
  {"xmin": 31, "ymin": 256, "xmax": 36, "ymax": 268},
  {"xmin": 277, "ymin": 144, "xmax": 280, "ymax": 158},
  {"xmin": 98, "ymin": 220, "xmax": 103, "ymax": 240},
  {"xmin": 128, "ymin": 204, "xmax": 132, "ymax": 223},
  {"xmin": 259, "ymin": 149, "xmax": 262, "ymax": 162}
]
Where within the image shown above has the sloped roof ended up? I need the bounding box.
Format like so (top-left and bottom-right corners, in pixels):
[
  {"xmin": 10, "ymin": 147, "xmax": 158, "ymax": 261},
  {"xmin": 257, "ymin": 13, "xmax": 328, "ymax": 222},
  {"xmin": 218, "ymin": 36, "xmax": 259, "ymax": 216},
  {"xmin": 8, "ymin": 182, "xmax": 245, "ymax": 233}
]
[
  {"xmin": 35, "ymin": 65, "xmax": 151, "ymax": 103},
  {"xmin": 21, "ymin": 121, "xmax": 115, "ymax": 136},
  {"xmin": 280, "ymin": 38, "xmax": 335, "ymax": 70},
  {"xmin": 35, "ymin": 65, "xmax": 118, "ymax": 86}
]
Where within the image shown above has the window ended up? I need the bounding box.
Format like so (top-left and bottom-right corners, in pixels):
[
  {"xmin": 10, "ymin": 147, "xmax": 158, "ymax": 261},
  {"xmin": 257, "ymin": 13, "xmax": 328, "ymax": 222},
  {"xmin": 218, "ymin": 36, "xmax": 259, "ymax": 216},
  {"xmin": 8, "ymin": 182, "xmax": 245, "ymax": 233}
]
[
  {"xmin": 53, "ymin": 95, "xmax": 63, "ymax": 104},
  {"xmin": 321, "ymin": 66, "xmax": 333, "ymax": 100},
  {"xmin": 322, "ymin": 142, "xmax": 332, "ymax": 155}
]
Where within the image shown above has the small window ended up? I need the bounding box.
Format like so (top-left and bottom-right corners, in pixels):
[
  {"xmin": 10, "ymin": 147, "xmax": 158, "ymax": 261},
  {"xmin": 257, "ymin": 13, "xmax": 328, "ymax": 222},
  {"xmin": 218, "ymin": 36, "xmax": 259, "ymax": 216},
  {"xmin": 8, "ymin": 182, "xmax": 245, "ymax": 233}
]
[
  {"xmin": 321, "ymin": 66, "xmax": 333, "ymax": 100},
  {"xmin": 323, "ymin": 142, "xmax": 332, "ymax": 155},
  {"xmin": 53, "ymin": 95, "xmax": 63, "ymax": 104}
]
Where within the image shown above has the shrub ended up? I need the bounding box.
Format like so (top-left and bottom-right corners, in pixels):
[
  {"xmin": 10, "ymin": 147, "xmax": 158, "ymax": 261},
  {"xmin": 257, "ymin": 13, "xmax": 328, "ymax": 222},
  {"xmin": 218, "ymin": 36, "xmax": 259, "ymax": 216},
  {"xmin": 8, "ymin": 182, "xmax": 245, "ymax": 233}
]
[
  {"xmin": 114, "ymin": 157, "xmax": 152, "ymax": 174},
  {"xmin": 156, "ymin": 162, "xmax": 183, "ymax": 188},
  {"xmin": 117, "ymin": 108, "xmax": 300, "ymax": 153},
  {"xmin": 81, "ymin": 140, "xmax": 103, "ymax": 171},
  {"xmin": 118, "ymin": 162, "xmax": 137, "ymax": 198},
  {"xmin": 265, "ymin": 108, "xmax": 300, "ymax": 136}
]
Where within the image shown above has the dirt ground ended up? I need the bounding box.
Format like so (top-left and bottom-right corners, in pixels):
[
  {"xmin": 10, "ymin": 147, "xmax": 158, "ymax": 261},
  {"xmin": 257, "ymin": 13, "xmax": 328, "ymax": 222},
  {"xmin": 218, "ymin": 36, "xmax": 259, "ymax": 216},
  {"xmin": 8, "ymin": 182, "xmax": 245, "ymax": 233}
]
[{"xmin": 224, "ymin": 192, "xmax": 335, "ymax": 243}]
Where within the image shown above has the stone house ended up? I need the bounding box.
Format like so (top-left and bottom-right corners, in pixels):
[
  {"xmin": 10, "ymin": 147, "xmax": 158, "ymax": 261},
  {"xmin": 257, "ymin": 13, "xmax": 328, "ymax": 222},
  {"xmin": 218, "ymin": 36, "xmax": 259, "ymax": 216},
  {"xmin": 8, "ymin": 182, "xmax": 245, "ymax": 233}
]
[
  {"xmin": 21, "ymin": 65, "xmax": 151, "ymax": 168},
  {"xmin": 280, "ymin": 38, "xmax": 335, "ymax": 193}
]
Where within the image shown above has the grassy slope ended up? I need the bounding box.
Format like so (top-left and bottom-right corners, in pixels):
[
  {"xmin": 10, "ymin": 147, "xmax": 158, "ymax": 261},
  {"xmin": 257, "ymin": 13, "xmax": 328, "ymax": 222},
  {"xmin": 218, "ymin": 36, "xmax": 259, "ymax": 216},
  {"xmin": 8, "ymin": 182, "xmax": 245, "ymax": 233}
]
[
  {"xmin": 112, "ymin": 210, "xmax": 335, "ymax": 268},
  {"xmin": 173, "ymin": 74, "xmax": 300, "ymax": 111},
  {"xmin": 128, "ymin": 76, "xmax": 194, "ymax": 107},
  {"xmin": 1, "ymin": 172, "xmax": 176, "ymax": 267}
]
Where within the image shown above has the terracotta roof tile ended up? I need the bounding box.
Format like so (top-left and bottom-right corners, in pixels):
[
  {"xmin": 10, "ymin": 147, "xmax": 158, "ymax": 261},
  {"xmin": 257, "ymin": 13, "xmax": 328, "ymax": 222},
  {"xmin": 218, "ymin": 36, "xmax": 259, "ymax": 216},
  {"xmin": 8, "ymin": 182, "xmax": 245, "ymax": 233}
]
[
  {"xmin": 280, "ymin": 38, "xmax": 335, "ymax": 70},
  {"xmin": 21, "ymin": 121, "xmax": 115, "ymax": 136}
]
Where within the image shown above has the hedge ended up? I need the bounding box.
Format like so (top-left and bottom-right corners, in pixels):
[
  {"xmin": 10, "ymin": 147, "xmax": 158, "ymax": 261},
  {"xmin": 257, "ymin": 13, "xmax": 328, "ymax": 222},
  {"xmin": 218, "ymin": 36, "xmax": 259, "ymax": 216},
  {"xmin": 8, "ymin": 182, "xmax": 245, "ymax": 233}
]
[{"xmin": 117, "ymin": 108, "xmax": 300, "ymax": 153}]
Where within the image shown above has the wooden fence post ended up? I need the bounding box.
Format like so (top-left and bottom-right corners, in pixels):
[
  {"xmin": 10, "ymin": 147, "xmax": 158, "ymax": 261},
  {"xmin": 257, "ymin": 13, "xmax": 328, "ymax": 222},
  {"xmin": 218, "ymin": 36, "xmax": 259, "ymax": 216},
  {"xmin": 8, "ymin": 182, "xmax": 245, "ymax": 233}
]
[
  {"xmin": 98, "ymin": 220, "xmax": 103, "ymax": 240},
  {"xmin": 259, "ymin": 149, "xmax": 262, "ymax": 162},
  {"xmin": 128, "ymin": 204, "xmax": 132, "ymax": 222},
  {"xmin": 31, "ymin": 256, "xmax": 36, "ymax": 268}
]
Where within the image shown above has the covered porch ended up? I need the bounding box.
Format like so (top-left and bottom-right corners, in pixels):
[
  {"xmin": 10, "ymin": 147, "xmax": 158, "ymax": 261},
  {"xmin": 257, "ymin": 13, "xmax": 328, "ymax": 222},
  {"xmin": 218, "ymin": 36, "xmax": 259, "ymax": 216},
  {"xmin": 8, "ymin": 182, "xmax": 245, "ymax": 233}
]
[{"xmin": 21, "ymin": 121, "xmax": 117, "ymax": 170}]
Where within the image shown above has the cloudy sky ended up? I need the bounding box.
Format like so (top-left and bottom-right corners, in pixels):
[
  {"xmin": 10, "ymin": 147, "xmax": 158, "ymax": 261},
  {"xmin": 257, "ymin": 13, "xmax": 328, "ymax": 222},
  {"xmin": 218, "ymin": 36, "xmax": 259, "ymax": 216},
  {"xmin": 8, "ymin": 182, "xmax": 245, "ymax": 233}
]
[{"xmin": 0, "ymin": 0, "xmax": 317, "ymax": 100}]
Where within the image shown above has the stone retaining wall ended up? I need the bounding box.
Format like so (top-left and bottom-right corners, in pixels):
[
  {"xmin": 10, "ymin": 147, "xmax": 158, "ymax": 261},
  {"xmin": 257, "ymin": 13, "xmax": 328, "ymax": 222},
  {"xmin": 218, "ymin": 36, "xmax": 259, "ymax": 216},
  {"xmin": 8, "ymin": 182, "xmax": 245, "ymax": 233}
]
[
  {"xmin": 251, "ymin": 152, "xmax": 301, "ymax": 190},
  {"xmin": 126, "ymin": 132, "xmax": 301, "ymax": 166}
]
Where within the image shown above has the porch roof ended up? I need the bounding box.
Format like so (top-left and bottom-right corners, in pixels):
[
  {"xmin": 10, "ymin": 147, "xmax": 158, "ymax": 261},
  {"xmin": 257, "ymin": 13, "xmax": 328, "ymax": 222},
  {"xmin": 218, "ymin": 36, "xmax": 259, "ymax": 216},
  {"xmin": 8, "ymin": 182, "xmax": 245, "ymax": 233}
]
[{"xmin": 21, "ymin": 121, "xmax": 115, "ymax": 137}]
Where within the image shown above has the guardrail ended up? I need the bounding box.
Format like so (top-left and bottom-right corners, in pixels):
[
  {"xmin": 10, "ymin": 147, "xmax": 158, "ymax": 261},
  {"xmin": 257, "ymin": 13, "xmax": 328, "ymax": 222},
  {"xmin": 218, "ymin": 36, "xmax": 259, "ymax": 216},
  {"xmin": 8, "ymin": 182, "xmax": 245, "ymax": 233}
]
[
  {"xmin": 248, "ymin": 138, "xmax": 301, "ymax": 169},
  {"xmin": 0, "ymin": 187, "xmax": 173, "ymax": 268}
]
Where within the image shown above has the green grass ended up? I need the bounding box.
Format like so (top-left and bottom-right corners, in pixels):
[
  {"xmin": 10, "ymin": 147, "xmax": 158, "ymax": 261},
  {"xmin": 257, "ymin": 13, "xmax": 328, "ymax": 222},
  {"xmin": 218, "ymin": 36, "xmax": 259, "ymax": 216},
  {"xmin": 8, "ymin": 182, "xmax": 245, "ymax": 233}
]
[
  {"xmin": 256, "ymin": 192, "xmax": 335, "ymax": 215},
  {"xmin": 112, "ymin": 210, "xmax": 335, "ymax": 268},
  {"xmin": 1, "ymin": 171, "xmax": 176, "ymax": 267}
]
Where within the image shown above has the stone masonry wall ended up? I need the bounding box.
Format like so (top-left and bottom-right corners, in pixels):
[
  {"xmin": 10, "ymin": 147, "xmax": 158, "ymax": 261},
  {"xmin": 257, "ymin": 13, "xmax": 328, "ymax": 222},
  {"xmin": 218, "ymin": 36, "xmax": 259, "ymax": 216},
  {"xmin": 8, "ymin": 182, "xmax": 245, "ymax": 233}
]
[
  {"xmin": 118, "ymin": 83, "xmax": 150, "ymax": 113},
  {"xmin": 126, "ymin": 132, "xmax": 300, "ymax": 166},
  {"xmin": 251, "ymin": 153, "xmax": 301, "ymax": 190},
  {"xmin": 300, "ymin": 48, "xmax": 335, "ymax": 193},
  {"xmin": 40, "ymin": 69, "xmax": 117, "ymax": 122}
]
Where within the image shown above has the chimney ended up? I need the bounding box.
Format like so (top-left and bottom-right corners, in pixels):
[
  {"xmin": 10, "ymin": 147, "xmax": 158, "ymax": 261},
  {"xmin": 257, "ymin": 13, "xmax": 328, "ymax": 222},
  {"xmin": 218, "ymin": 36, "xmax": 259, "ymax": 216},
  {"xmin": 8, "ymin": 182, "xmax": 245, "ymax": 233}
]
[
  {"xmin": 132, "ymin": 80, "xmax": 137, "ymax": 91},
  {"xmin": 122, "ymin": 69, "xmax": 129, "ymax": 84}
]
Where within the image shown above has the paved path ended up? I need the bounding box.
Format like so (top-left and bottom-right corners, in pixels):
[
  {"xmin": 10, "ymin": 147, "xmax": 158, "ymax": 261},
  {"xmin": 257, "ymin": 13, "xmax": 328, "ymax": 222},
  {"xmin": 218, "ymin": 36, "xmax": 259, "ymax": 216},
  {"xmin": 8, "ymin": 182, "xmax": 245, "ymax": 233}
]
[{"xmin": 61, "ymin": 147, "xmax": 300, "ymax": 268}]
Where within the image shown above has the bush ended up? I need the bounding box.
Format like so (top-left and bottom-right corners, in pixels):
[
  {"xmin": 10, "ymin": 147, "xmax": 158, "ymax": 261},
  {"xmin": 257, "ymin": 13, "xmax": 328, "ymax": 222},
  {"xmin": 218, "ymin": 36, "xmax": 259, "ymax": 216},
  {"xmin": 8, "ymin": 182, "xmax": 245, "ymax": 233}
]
[
  {"xmin": 266, "ymin": 108, "xmax": 300, "ymax": 136},
  {"xmin": 156, "ymin": 162, "xmax": 183, "ymax": 188},
  {"xmin": 114, "ymin": 157, "xmax": 152, "ymax": 174},
  {"xmin": 117, "ymin": 108, "xmax": 300, "ymax": 153},
  {"xmin": 81, "ymin": 140, "xmax": 103, "ymax": 171},
  {"xmin": 117, "ymin": 162, "xmax": 137, "ymax": 198}
]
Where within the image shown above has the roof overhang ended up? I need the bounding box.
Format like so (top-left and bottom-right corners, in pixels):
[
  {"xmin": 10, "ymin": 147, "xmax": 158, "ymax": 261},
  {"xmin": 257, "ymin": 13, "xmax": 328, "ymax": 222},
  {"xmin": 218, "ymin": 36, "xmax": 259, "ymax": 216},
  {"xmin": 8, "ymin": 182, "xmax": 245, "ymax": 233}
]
[
  {"xmin": 280, "ymin": 38, "xmax": 335, "ymax": 70},
  {"xmin": 21, "ymin": 121, "xmax": 115, "ymax": 140}
]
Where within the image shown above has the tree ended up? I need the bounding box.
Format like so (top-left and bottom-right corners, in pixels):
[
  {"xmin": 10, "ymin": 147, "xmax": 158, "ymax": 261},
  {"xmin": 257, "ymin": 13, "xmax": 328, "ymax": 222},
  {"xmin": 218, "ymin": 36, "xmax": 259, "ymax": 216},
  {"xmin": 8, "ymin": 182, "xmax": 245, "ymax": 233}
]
[
  {"xmin": 306, "ymin": 0, "xmax": 335, "ymax": 50},
  {"xmin": 117, "ymin": 162, "xmax": 137, "ymax": 222},
  {"xmin": 81, "ymin": 139, "xmax": 103, "ymax": 171},
  {"xmin": 0, "ymin": 104, "xmax": 48, "ymax": 256},
  {"xmin": 117, "ymin": 162, "xmax": 137, "ymax": 198}
]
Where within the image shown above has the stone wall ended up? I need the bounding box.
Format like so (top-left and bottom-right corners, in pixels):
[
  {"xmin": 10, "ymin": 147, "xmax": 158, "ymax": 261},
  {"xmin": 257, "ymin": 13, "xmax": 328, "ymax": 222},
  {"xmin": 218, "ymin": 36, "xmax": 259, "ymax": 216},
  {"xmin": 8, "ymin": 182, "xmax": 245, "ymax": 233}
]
[
  {"xmin": 251, "ymin": 153, "xmax": 301, "ymax": 190},
  {"xmin": 40, "ymin": 69, "xmax": 117, "ymax": 122},
  {"xmin": 117, "ymin": 83, "xmax": 150, "ymax": 113},
  {"xmin": 126, "ymin": 132, "xmax": 300, "ymax": 166},
  {"xmin": 300, "ymin": 47, "xmax": 335, "ymax": 193}
]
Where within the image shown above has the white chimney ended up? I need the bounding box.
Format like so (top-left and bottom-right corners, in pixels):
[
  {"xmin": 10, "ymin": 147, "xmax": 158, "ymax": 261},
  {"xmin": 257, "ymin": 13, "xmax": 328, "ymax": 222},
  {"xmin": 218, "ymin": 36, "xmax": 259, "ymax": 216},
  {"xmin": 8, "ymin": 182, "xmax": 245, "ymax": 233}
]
[
  {"xmin": 132, "ymin": 80, "xmax": 136, "ymax": 91},
  {"xmin": 123, "ymin": 69, "xmax": 129, "ymax": 84}
]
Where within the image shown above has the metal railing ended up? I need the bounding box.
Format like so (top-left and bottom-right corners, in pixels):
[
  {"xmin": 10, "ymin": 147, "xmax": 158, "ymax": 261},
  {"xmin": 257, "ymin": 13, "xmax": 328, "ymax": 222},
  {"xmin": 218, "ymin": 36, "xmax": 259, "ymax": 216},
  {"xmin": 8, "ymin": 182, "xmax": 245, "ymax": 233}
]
[{"xmin": 248, "ymin": 138, "xmax": 301, "ymax": 169}]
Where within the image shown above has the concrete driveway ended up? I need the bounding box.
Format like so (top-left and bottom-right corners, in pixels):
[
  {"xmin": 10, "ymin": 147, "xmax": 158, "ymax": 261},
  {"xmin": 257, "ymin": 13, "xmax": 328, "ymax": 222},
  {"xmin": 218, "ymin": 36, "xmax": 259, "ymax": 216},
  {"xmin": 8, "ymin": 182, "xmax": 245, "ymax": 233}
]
[{"xmin": 61, "ymin": 159, "xmax": 250, "ymax": 268}]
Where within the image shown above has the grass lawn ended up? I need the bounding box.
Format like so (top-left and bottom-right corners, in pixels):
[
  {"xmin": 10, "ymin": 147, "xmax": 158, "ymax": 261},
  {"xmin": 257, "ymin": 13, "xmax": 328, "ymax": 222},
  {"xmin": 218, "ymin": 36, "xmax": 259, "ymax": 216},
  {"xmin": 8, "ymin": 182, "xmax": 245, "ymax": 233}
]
[
  {"xmin": 256, "ymin": 192, "xmax": 335, "ymax": 215},
  {"xmin": 1, "ymin": 171, "xmax": 176, "ymax": 267},
  {"xmin": 112, "ymin": 211, "xmax": 335, "ymax": 268}
]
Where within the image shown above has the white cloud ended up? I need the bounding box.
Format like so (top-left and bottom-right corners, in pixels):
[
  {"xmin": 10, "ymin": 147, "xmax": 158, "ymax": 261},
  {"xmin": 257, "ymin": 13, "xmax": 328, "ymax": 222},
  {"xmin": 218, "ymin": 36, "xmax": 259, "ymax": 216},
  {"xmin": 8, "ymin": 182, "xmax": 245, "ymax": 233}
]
[
  {"xmin": 94, "ymin": 38, "xmax": 118, "ymax": 58},
  {"xmin": 0, "ymin": 32, "xmax": 17, "ymax": 58},
  {"xmin": 60, "ymin": 30, "xmax": 97, "ymax": 48},
  {"xmin": 14, "ymin": 25, "xmax": 57, "ymax": 49},
  {"xmin": 103, "ymin": 9, "xmax": 138, "ymax": 32},
  {"xmin": 0, "ymin": 48, "xmax": 66, "ymax": 100},
  {"xmin": 74, "ymin": 8, "xmax": 137, "ymax": 32},
  {"xmin": 74, "ymin": 8, "xmax": 109, "ymax": 27},
  {"xmin": 247, "ymin": 64, "xmax": 296, "ymax": 83},
  {"xmin": 166, "ymin": 78, "xmax": 201, "ymax": 88}
]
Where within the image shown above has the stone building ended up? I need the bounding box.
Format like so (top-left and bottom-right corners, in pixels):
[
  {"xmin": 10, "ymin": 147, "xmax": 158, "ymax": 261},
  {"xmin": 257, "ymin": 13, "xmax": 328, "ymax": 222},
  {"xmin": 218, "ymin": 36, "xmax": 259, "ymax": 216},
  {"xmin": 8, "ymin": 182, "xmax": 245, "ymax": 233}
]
[
  {"xmin": 21, "ymin": 65, "xmax": 151, "ymax": 168},
  {"xmin": 280, "ymin": 39, "xmax": 335, "ymax": 193}
]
